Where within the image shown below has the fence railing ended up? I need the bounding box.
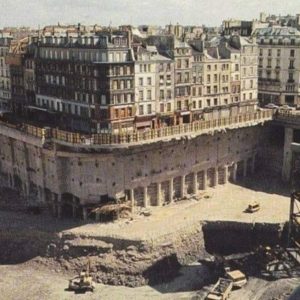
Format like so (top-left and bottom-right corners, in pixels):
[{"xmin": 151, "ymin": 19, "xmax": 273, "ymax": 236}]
[
  {"xmin": 276, "ymin": 110, "xmax": 300, "ymax": 121},
  {"xmin": 0, "ymin": 110, "xmax": 274, "ymax": 146}
]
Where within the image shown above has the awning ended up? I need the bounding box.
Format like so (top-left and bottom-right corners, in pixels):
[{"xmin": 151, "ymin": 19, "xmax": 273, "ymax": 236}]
[
  {"xmin": 136, "ymin": 120, "xmax": 152, "ymax": 127},
  {"xmin": 180, "ymin": 111, "xmax": 190, "ymax": 116}
]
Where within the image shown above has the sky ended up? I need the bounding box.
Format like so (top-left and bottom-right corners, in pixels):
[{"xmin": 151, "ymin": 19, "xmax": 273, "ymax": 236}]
[{"xmin": 1, "ymin": 0, "xmax": 300, "ymax": 28}]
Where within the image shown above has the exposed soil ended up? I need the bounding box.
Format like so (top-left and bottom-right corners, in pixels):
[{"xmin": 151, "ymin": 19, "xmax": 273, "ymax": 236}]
[{"xmin": 0, "ymin": 173, "xmax": 297, "ymax": 299}]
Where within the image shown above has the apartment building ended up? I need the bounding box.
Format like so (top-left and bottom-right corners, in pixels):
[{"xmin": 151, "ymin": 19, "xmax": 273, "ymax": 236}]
[
  {"xmin": 0, "ymin": 33, "xmax": 13, "ymax": 110},
  {"xmin": 229, "ymin": 35, "xmax": 258, "ymax": 106},
  {"xmin": 134, "ymin": 46, "xmax": 157, "ymax": 129},
  {"xmin": 200, "ymin": 48, "xmax": 231, "ymax": 111},
  {"xmin": 2, "ymin": 25, "xmax": 260, "ymax": 133},
  {"xmin": 174, "ymin": 40, "xmax": 193, "ymax": 124},
  {"xmin": 33, "ymin": 31, "xmax": 134, "ymax": 133},
  {"xmin": 6, "ymin": 37, "xmax": 36, "ymax": 115},
  {"xmin": 253, "ymin": 27, "xmax": 300, "ymax": 106},
  {"xmin": 134, "ymin": 45, "xmax": 175, "ymax": 129}
]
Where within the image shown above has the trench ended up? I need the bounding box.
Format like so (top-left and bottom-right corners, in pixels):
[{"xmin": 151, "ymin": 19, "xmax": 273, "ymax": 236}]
[{"xmin": 202, "ymin": 221, "xmax": 288, "ymax": 256}]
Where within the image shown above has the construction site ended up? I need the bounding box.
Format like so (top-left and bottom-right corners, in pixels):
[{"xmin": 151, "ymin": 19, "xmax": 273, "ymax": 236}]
[{"xmin": 0, "ymin": 109, "xmax": 299, "ymax": 299}]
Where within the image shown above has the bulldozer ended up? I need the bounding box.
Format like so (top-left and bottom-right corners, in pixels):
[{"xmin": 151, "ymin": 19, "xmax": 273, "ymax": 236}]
[{"xmin": 68, "ymin": 260, "xmax": 95, "ymax": 293}]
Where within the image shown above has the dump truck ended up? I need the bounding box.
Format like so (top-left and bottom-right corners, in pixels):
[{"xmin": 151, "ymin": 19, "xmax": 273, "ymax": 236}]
[
  {"xmin": 205, "ymin": 278, "xmax": 233, "ymax": 300},
  {"xmin": 225, "ymin": 268, "xmax": 247, "ymax": 288}
]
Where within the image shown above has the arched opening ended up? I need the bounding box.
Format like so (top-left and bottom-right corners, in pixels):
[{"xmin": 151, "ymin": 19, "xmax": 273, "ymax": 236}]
[{"xmin": 61, "ymin": 193, "xmax": 74, "ymax": 218}]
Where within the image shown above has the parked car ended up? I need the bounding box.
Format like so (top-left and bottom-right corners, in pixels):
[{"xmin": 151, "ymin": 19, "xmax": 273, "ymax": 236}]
[
  {"xmin": 279, "ymin": 104, "xmax": 295, "ymax": 111},
  {"xmin": 245, "ymin": 201, "xmax": 260, "ymax": 213},
  {"xmin": 264, "ymin": 103, "xmax": 279, "ymax": 109}
]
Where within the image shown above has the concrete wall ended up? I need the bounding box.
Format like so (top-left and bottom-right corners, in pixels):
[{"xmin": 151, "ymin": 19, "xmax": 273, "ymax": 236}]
[{"xmin": 0, "ymin": 123, "xmax": 267, "ymax": 218}]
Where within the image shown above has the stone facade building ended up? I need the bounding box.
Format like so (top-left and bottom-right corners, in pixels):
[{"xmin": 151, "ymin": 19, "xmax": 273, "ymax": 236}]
[
  {"xmin": 253, "ymin": 27, "xmax": 300, "ymax": 106},
  {"xmin": 174, "ymin": 40, "xmax": 193, "ymax": 124},
  {"xmin": 34, "ymin": 31, "xmax": 135, "ymax": 133},
  {"xmin": 134, "ymin": 45, "xmax": 174, "ymax": 129},
  {"xmin": 3, "ymin": 26, "xmax": 259, "ymax": 133},
  {"xmin": 0, "ymin": 33, "xmax": 13, "ymax": 111}
]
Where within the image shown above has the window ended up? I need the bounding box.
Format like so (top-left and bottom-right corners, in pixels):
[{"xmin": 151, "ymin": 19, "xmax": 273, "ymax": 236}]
[
  {"xmin": 101, "ymin": 95, "xmax": 106, "ymax": 105},
  {"xmin": 206, "ymin": 99, "xmax": 211, "ymax": 107},
  {"xmin": 192, "ymin": 87, "xmax": 196, "ymax": 96},
  {"xmin": 259, "ymin": 49, "xmax": 263, "ymax": 56},
  {"xmin": 207, "ymin": 86, "xmax": 211, "ymax": 94},
  {"xmin": 147, "ymin": 104, "xmax": 151, "ymax": 114},
  {"xmin": 290, "ymin": 49, "xmax": 295, "ymax": 57},
  {"xmin": 147, "ymin": 90, "xmax": 151, "ymax": 100},
  {"xmin": 177, "ymin": 101, "xmax": 181, "ymax": 110},
  {"xmin": 207, "ymin": 65, "xmax": 211, "ymax": 71},
  {"xmin": 167, "ymin": 90, "xmax": 171, "ymax": 99},
  {"xmin": 214, "ymin": 98, "xmax": 218, "ymax": 105},
  {"xmin": 167, "ymin": 103, "xmax": 171, "ymax": 111},
  {"xmin": 268, "ymin": 49, "xmax": 272, "ymax": 56},
  {"xmin": 147, "ymin": 77, "xmax": 152, "ymax": 85},
  {"xmin": 139, "ymin": 105, "xmax": 144, "ymax": 115},
  {"xmin": 184, "ymin": 99, "xmax": 189, "ymax": 109},
  {"xmin": 139, "ymin": 90, "xmax": 144, "ymax": 101},
  {"xmin": 235, "ymin": 64, "xmax": 239, "ymax": 71},
  {"xmin": 160, "ymin": 75, "xmax": 165, "ymax": 85},
  {"xmin": 160, "ymin": 103, "xmax": 164, "ymax": 113},
  {"xmin": 277, "ymin": 49, "xmax": 281, "ymax": 57},
  {"xmin": 139, "ymin": 78, "xmax": 143, "ymax": 86},
  {"xmin": 250, "ymin": 80, "xmax": 253, "ymax": 89},
  {"xmin": 160, "ymin": 90, "xmax": 164, "ymax": 100}
]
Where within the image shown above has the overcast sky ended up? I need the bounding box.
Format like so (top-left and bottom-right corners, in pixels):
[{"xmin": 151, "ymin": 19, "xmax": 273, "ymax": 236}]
[{"xmin": 1, "ymin": 0, "xmax": 300, "ymax": 28}]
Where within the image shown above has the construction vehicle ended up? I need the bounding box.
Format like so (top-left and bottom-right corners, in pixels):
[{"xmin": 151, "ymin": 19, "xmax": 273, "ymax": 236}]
[
  {"xmin": 245, "ymin": 201, "xmax": 260, "ymax": 213},
  {"xmin": 205, "ymin": 278, "xmax": 233, "ymax": 300},
  {"xmin": 68, "ymin": 260, "xmax": 95, "ymax": 293},
  {"xmin": 225, "ymin": 268, "xmax": 247, "ymax": 288}
]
